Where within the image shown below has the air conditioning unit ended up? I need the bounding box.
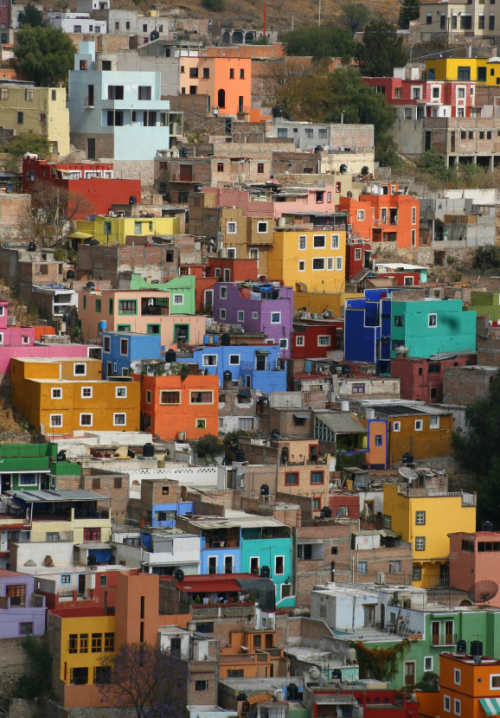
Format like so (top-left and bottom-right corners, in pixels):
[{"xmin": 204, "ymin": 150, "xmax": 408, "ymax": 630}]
[
  {"xmin": 177, "ymin": 431, "xmax": 187, "ymax": 440},
  {"xmin": 375, "ymin": 572, "xmax": 385, "ymax": 585}
]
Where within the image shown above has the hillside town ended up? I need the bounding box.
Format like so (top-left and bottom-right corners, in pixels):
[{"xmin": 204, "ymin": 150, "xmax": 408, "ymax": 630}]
[{"xmin": 0, "ymin": 0, "xmax": 499, "ymax": 716}]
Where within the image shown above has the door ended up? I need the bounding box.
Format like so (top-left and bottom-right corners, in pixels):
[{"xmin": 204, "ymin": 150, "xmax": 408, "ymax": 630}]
[
  {"xmin": 217, "ymin": 89, "xmax": 226, "ymax": 109},
  {"xmin": 445, "ymin": 620, "xmax": 454, "ymax": 644},
  {"xmin": 250, "ymin": 557, "xmax": 259, "ymax": 575},
  {"xmin": 87, "ymin": 84, "xmax": 94, "ymax": 106},
  {"xmin": 256, "ymin": 354, "xmax": 266, "ymax": 371},
  {"xmin": 174, "ymin": 324, "xmax": 189, "ymax": 344},
  {"xmin": 87, "ymin": 138, "xmax": 95, "ymax": 160},
  {"xmin": 224, "ymin": 555, "xmax": 233, "ymax": 574},
  {"xmin": 78, "ymin": 574, "xmax": 86, "ymax": 595},
  {"xmin": 363, "ymin": 604, "xmax": 376, "ymax": 626},
  {"xmin": 238, "ymin": 95, "xmax": 243, "ymax": 113},
  {"xmin": 404, "ymin": 661, "xmax": 416, "ymax": 686},
  {"xmin": 203, "ymin": 289, "xmax": 213, "ymax": 311},
  {"xmin": 431, "ymin": 620, "xmax": 440, "ymax": 645},
  {"xmin": 425, "ymin": 131, "xmax": 432, "ymax": 151},
  {"xmin": 208, "ymin": 557, "xmax": 217, "ymax": 574}
]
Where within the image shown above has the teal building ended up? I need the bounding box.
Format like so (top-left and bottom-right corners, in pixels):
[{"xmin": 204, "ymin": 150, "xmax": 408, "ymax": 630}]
[{"xmin": 240, "ymin": 523, "xmax": 295, "ymax": 609}]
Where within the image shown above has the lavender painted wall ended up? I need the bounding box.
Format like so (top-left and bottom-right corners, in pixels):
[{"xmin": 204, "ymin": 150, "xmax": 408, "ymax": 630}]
[
  {"xmin": 213, "ymin": 282, "xmax": 294, "ymax": 357},
  {"xmin": 0, "ymin": 570, "xmax": 46, "ymax": 638}
]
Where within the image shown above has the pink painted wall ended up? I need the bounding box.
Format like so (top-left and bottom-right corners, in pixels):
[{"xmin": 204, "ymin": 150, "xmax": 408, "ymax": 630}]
[
  {"xmin": 449, "ymin": 531, "xmax": 500, "ymax": 608},
  {"xmin": 202, "ymin": 187, "xmax": 273, "ymax": 217},
  {"xmin": 0, "ymin": 302, "xmax": 8, "ymax": 330},
  {"xmin": 0, "ymin": 344, "xmax": 92, "ymax": 379},
  {"xmin": 273, "ymin": 185, "xmax": 337, "ymax": 218}
]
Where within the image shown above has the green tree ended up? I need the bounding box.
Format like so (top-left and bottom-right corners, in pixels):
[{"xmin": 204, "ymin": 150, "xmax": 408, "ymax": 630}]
[
  {"xmin": 15, "ymin": 26, "xmax": 75, "ymax": 86},
  {"xmin": 340, "ymin": 2, "xmax": 371, "ymax": 35},
  {"xmin": 356, "ymin": 20, "xmax": 408, "ymax": 76},
  {"xmin": 16, "ymin": 637, "xmax": 52, "ymax": 699},
  {"xmin": 453, "ymin": 370, "xmax": 500, "ymax": 525},
  {"xmin": 283, "ymin": 26, "xmax": 355, "ymax": 60},
  {"xmin": 472, "ymin": 246, "xmax": 500, "ymax": 273},
  {"xmin": 195, "ymin": 434, "xmax": 222, "ymax": 460},
  {"xmin": 18, "ymin": 3, "xmax": 44, "ymax": 26},
  {"xmin": 399, "ymin": 0, "xmax": 420, "ymax": 28},
  {"xmin": 1, "ymin": 132, "xmax": 49, "ymax": 159},
  {"xmin": 202, "ymin": 0, "xmax": 226, "ymax": 9}
]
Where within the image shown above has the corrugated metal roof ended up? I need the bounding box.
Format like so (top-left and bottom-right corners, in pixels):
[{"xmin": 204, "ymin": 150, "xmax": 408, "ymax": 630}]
[
  {"xmin": 12, "ymin": 489, "xmax": 107, "ymax": 502},
  {"xmin": 314, "ymin": 411, "xmax": 367, "ymax": 435}
]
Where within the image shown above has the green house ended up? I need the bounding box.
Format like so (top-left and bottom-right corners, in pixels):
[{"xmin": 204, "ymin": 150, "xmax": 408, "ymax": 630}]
[
  {"xmin": 129, "ymin": 274, "xmax": 196, "ymax": 315},
  {"xmin": 470, "ymin": 291, "xmax": 500, "ymax": 323},
  {"xmin": 0, "ymin": 443, "xmax": 80, "ymax": 494}
]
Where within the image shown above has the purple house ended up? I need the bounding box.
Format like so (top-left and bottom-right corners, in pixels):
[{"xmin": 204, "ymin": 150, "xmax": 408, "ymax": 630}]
[
  {"xmin": 0, "ymin": 569, "xmax": 46, "ymax": 638},
  {"xmin": 213, "ymin": 282, "xmax": 294, "ymax": 357}
]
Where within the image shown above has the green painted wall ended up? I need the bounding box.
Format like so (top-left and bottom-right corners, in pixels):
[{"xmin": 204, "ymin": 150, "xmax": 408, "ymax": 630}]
[
  {"xmin": 470, "ymin": 292, "xmax": 500, "ymax": 322},
  {"xmin": 129, "ymin": 274, "xmax": 196, "ymax": 315}
]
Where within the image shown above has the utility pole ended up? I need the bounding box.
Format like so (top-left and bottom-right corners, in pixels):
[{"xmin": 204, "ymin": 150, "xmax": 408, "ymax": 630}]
[{"xmin": 318, "ymin": 0, "xmax": 321, "ymax": 26}]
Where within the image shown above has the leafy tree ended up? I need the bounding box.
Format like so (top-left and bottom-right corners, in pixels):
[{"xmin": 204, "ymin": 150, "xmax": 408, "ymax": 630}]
[
  {"xmin": 30, "ymin": 182, "xmax": 93, "ymax": 246},
  {"xmin": 202, "ymin": 0, "xmax": 225, "ymax": 9},
  {"xmin": 16, "ymin": 637, "xmax": 52, "ymax": 699},
  {"xmin": 416, "ymin": 149, "xmax": 451, "ymax": 180},
  {"xmin": 18, "ymin": 3, "xmax": 44, "ymax": 26},
  {"xmin": 283, "ymin": 25, "xmax": 355, "ymax": 60},
  {"xmin": 195, "ymin": 434, "xmax": 222, "ymax": 459},
  {"xmin": 340, "ymin": 2, "xmax": 371, "ymax": 35},
  {"xmin": 15, "ymin": 26, "xmax": 75, "ymax": 86},
  {"xmin": 1, "ymin": 132, "xmax": 49, "ymax": 159},
  {"xmin": 356, "ymin": 20, "xmax": 408, "ymax": 76},
  {"xmin": 472, "ymin": 246, "xmax": 500, "ymax": 273},
  {"xmin": 453, "ymin": 370, "xmax": 500, "ymax": 525},
  {"xmin": 399, "ymin": 0, "xmax": 420, "ymax": 28},
  {"xmin": 98, "ymin": 643, "xmax": 185, "ymax": 718}
]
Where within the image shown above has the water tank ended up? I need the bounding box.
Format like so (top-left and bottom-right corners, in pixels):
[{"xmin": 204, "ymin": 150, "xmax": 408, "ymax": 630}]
[
  {"xmin": 287, "ymin": 683, "xmax": 299, "ymax": 700},
  {"xmin": 174, "ymin": 568, "xmax": 184, "ymax": 582},
  {"xmin": 470, "ymin": 641, "xmax": 483, "ymax": 657},
  {"xmin": 260, "ymin": 565, "xmax": 270, "ymax": 578},
  {"xmin": 456, "ymin": 640, "xmax": 467, "ymax": 655},
  {"xmin": 66, "ymin": 269, "xmax": 75, "ymax": 279},
  {"xmin": 165, "ymin": 349, "xmax": 176, "ymax": 363},
  {"xmin": 221, "ymin": 333, "xmax": 231, "ymax": 346},
  {"xmin": 98, "ymin": 320, "xmax": 107, "ymax": 333},
  {"xmin": 27, "ymin": 241, "xmax": 36, "ymax": 252},
  {"xmin": 320, "ymin": 506, "xmax": 332, "ymax": 518},
  {"xmin": 340, "ymin": 400, "xmax": 350, "ymax": 412},
  {"xmin": 272, "ymin": 106, "xmax": 283, "ymax": 118},
  {"xmin": 143, "ymin": 443, "xmax": 155, "ymax": 458},
  {"xmin": 86, "ymin": 281, "xmax": 96, "ymax": 290}
]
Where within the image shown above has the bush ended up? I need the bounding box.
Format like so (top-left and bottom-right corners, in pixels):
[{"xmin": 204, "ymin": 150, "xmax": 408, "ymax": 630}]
[
  {"xmin": 195, "ymin": 434, "xmax": 222, "ymax": 458},
  {"xmin": 473, "ymin": 246, "xmax": 500, "ymax": 273},
  {"xmin": 202, "ymin": 0, "xmax": 225, "ymax": 10}
]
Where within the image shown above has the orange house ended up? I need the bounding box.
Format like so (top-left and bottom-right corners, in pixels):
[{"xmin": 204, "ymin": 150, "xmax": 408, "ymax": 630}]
[
  {"xmin": 419, "ymin": 650, "xmax": 500, "ymax": 718},
  {"xmin": 339, "ymin": 182, "xmax": 420, "ymax": 250},
  {"xmin": 179, "ymin": 55, "xmax": 252, "ymax": 116},
  {"xmin": 219, "ymin": 629, "xmax": 289, "ymax": 679},
  {"xmin": 136, "ymin": 373, "xmax": 219, "ymax": 441}
]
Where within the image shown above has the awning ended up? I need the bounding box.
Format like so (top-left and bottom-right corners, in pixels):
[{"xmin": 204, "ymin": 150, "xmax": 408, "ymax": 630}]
[
  {"xmin": 480, "ymin": 698, "xmax": 500, "ymax": 716},
  {"xmin": 67, "ymin": 231, "xmax": 93, "ymax": 240},
  {"xmin": 294, "ymin": 413, "xmax": 309, "ymax": 420}
]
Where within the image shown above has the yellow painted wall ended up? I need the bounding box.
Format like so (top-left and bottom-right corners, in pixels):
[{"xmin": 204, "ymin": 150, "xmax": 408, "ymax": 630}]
[
  {"xmin": 30, "ymin": 514, "xmax": 112, "ymax": 543},
  {"xmin": 75, "ymin": 215, "xmax": 181, "ymax": 245},
  {"xmin": 269, "ymin": 229, "xmax": 346, "ymax": 294},
  {"xmin": 0, "ymin": 86, "xmax": 70, "ymax": 155},
  {"xmin": 426, "ymin": 57, "xmax": 499, "ymax": 84},
  {"xmin": 58, "ymin": 614, "xmax": 116, "ymax": 685}
]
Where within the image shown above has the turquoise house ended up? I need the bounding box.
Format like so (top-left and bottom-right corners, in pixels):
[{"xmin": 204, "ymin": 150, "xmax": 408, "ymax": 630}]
[
  {"xmin": 240, "ymin": 523, "xmax": 295, "ymax": 609},
  {"xmin": 390, "ymin": 298, "xmax": 476, "ymax": 359},
  {"xmin": 129, "ymin": 274, "xmax": 196, "ymax": 315}
]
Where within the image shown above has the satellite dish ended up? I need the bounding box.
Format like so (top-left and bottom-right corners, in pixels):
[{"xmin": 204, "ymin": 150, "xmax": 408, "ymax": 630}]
[
  {"xmin": 468, "ymin": 580, "xmax": 498, "ymax": 603},
  {"xmin": 398, "ymin": 466, "xmax": 418, "ymax": 484},
  {"xmin": 308, "ymin": 665, "xmax": 321, "ymax": 680}
]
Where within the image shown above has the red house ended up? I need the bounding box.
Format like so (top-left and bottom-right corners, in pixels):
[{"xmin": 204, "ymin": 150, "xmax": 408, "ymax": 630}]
[
  {"xmin": 346, "ymin": 237, "xmax": 372, "ymax": 280},
  {"xmin": 391, "ymin": 353, "xmax": 476, "ymax": 402},
  {"xmin": 329, "ymin": 493, "xmax": 360, "ymax": 519},
  {"xmin": 180, "ymin": 258, "xmax": 258, "ymax": 312},
  {"xmin": 22, "ymin": 156, "xmax": 141, "ymax": 220},
  {"xmin": 292, "ymin": 320, "xmax": 342, "ymax": 360}
]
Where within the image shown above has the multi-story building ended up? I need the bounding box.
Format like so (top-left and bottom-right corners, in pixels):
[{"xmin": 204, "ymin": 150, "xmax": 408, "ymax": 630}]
[
  {"xmin": 47, "ymin": 11, "xmax": 107, "ymax": 33},
  {"xmin": 344, "ymin": 288, "xmax": 394, "ymax": 372},
  {"xmin": 384, "ymin": 478, "xmax": 476, "ymax": 588},
  {"xmin": 178, "ymin": 53, "xmax": 252, "ymax": 116},
  {"xmin": 448, "ymin": 530, "xmax": 500, "ymax": 607},
  {"xmin": 391, "ymin": 353, "xmax": 477, "ymax": 403},
  {"xmin": 68, "ymin": 41, "xmax": 181, "ymax": 178},
  {"xmin": 74, "ymin": 213, "xmax": 181, "ymax": 245},
  {"xmin": 0, "ymin": 82, "xmax": 70, "ymax": 155},
  {"xmin": 213, "ymin": 282, "xmax": 293, "ymax": 357},
  {"xmin": 0, "ymin": 570, "xmax": 46, "ymax": 639},
  {"xmin": 10, "ymin": 357, "xmax": 140, "ymax": 435},
  {"xmin": 102, "ymin": 330, "xmax": 163, "ymax": 378}
]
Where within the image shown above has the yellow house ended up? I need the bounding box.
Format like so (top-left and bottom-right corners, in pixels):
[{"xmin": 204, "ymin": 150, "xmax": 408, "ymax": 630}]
[
  {"xmin": 383, "ymin": 483, "xmax": 476, "ymax": 588},
  {"xmin": 268, "ymin": 227, "xmax": 346, "ymax": 295},
  {"xmin": 426, "ymin": 57, "xmax": 500, "ymax": 84},
  {"xmin": 0, "ymin": 84, "xmax": 70, "ymax": 155},
  {"xmin": 10, "ymin": 357, "xmax": 140, "ymax": 436},
  {"xmin": 74, "ymin": 215, "xmax": 181, "ymax": 245}
]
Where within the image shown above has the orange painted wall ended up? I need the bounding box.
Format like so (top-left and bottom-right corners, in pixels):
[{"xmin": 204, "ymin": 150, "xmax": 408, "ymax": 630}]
[
  {"xmin": 179, "ymin": 56, "xmax": 252, "ymax": 116},
  {"xmin": 365, "ymin": 419, "xmax": 388, "ymax": 467}
]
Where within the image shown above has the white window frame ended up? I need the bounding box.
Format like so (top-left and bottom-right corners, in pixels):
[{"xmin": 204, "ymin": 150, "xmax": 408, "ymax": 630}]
[
  {"xmin": 327, "ymin": 257, "xmax": 334, "ymax": 271},
  {"xmin": 79, "ymin": 413, "xmax": 93, "ymax": 427},
  {"xmin": 412, "ymin": 206, "xmax": 417, "ymax": 225},
  {"xmin": 257, "ymin": 221, "xmax": 268, "ymax": 234},
  {"xmin": 298, "ymin": 260, "xmax": 305, "ymax": 271},
  {"xmin": 331, "ymin": 234, "xmax": 340, "ymax": 249},
  {"xmin": 115, "ymin": 386, "xmax": 127, "ymax": 398},
  {"xmin": 249, "ymin": 555, "xmax": 260, "ymax": 573},
  {"xmin": 298, "ymin": 235, "xmax": 307, "ymax": 250},
  {"xmin": 490, "ymin": 674, "xmax": 500, "ymax": 689},
  {"xmin": 430, "ymin": 415, "xmax": 440, "ymax": 429},
  {"xmin": 317, "ymin": 335, "xmax": 331, "ymax": 347},
  {"xmin": 279, "ymin": 338, "xmax": 288, "ymax": 349},
  {"xmin": 229, "ymin": 354, "xmax": 240, "ymax": 365},
  {"xmin": 274, "ymin": 555, "xmax": 285, "ymax": 575},
  {"xmin": 393, "ymin": 421, "xmax": 401, "ymax": 432},
  {"xmin": 415, "ymin": 419, "xmax": 423, "ymax": 431},
  {"xmin": 21, "ymin": 335, "xmax": 30, "ymax": 345},
  {"xmin": 51, "ymin": 388, "xmax": 63, "ymax": 400},
  {"xmin": 313, "ymin": 234, "xmax": 326, "ymax": 249},
  {"xmin": 424, "ymin": 656, "xmax": 433, "ymax": 672},
  {"xmin": 219, "ymin": 308, "xmax": 227, "ymax": 320},
  {"xmin": 49, "ymin": 414, "xmax": 63, "ymax": 428},
  {"xmin": 251, "ymin": 311, "xmax": 258, "ymax": 319},
  {"xmin": 355, "ymin": 248, "xmax": 362, "ymax": 261},
  {"xmin": 443, "ymin": 695, "xmax": 450, "ymax": 713},
  {"xmin": 237, "ymin": 310, "xmax": 245, "ymax": 322},
  {"xmin": 226, "ymin": 249, "xmax": 236, "ymax": 260},
  {"xmin": 226, "ymin": 221, "xmax": 237, "ymax": 234},
  {"xmin": 195, "ymin": 417, "xmax": 207, "ymax": 429},
  {"xmin": 113, "ymin": 412, "xmax": 127, "ymax": 426},
  {"xmin": 428, "ymin": 313, "xmax": 438, "ymax": 328},
  {"xmin": 74, "ymin": 363, "xmax": 86, "ymax": 377},
  {"xmin": 270, "ymin": 312, "xmax": 281, "ymax": 324},
  {"xmin": 336, "ymin": 257, "xmax": 343, "ymax": 271},
  {"xmin": 357, "ymin": 209, "xmax": 365, "ymax": 221},
  {"xmin": 453, "ymin": 698, "xmax": 461, "ymax": 716},
  {"xmin": 173, "ymin": 294, "xmax": 184, "ymax": 306},
  {"xmin": 296, "ymin": 335, "xmax": 305, "ymax": 346},
  {"xmin": 220, "ymin": 287, "xmax": 227, "ymax": 300},
  {"xmin": 202, "ymin": 354, "xmax": 218, "ymax": 367},
  {"xmin": 81, "ymin": 386, "xmax": 93, "ymax": 399},
  {"xmin": 454, "ymin": 668, "xmax": 461, "ymax": 685},
  {"xmin": 159, "ymin": 390, "xmax": 181, "ymax": 405}
]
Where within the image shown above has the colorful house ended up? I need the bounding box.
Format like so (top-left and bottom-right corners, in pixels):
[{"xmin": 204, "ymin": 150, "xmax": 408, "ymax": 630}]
[
  {"xmin": 291, "ymin": 319, "xmax": 342, "ymax": 361},
  {"xmin": 0, "ymin": 570, "xmax": 46, "ymax": 639},
  {"xmin": 102, "ymin": 331, "xmax": 163, "ymax": 378},
  {"xmin": 180, "ymin": 257, "xmax": 259, "ymax": 313},
  {"xmin": 178, "ymin": 54, "xmax": 252, "ymax": 116},
  {"xmin": 74, "ymin": 214, "xmax": 181, "ymax": 246},
  {"xmin": 449, "ymin": 530, "xmax": 500, "ymax": 608},
  {"xmin": 135, "ymin": 373, "xmax": 219, "ymax": 441},
  {"xmin": 391, "ymin": 353, "xmax": 477, "ymax": 403},
  {"xmin": 10, "ymin": 357, "xmax": 140, "ymax": 436},
  {"xmin": 213, "ymin": 282, "xmax": 294, "ymax": 357},
  {"xmin": 129, "ymin": 274, "xmax": 196, "ymax": 315},
  {"xmin": 0, "ymin": 442, "xmax": 79, "ymax": 496},
  {"xmin": 268, "ymin": 224, "xmax": 347, "ymax": 295},
  {"xmin": 79, "ymin": 288, "xmax": 204, "ymax": 347},
  {"xmin": 384, "ymin": 481, "xmax": 476, "ymax": 588},
  {"xmin": 344, "ymin": 289, "xmax": 395, "ymax": 371},
  {"xmin": 425, "ymin": 56, "xmax": 500, "ymax": 85},
  {"xmin": 178, "ymin": 344, "xmax": 287, "ymax": 393}
]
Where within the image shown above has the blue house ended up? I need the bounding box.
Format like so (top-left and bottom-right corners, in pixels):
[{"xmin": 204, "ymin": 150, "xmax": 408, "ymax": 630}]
[
  {"xmin": 178, "ymin": 343, "xmax": 287, "ymax": 393},
  {"xmin": 152, "ymin": 500, "xmax": 194, "ymax": 528},
  {"xmin": 344, "ymin": 288, "xmax": 398, "ymax": 372},
  {"xmin": 102, "ymin": 331, "xmax": 163, "ymax": 378}
]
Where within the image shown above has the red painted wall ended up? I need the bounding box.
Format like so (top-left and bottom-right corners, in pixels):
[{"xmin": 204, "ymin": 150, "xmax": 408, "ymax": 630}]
[
  {"xmin": 391, "ymin": 353, "xmax": 476, "ymax": 402},
  {"xmin": 291, "ymin": 323, "xmax": 340, "ymax": 359}
]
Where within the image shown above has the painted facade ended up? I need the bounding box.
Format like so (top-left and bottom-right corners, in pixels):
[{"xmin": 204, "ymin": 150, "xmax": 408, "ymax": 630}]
[
  {"xmin": 74, "ymin": 214, "xmax": 181, "ymax": 245},
  {"xmin": 178, "ymin": 55, "xmax": 252, "ymax": 116},
  {"xmin": 0, "ymin": 570, "xmax": 46, "ymax": 638},
  {"xmin": 344, "ymin": 289, "xmax": 394, "ymax": 371},
  {"xmin": 102, "ymin": 330, "xmax": 163, "ymax": 378},
  {"xmin": 449, "ymin": 531, "xmax": 500, "ymax": 608}
]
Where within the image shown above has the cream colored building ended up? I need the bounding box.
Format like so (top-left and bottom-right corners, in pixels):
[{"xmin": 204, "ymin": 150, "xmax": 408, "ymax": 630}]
[
  {"xmin": 0, "ymin": 83, "xmax": 70, "ymax": 156},
  {"xmin": 418, "ymin": 0, "xmax": 499, "ymax": 42}
]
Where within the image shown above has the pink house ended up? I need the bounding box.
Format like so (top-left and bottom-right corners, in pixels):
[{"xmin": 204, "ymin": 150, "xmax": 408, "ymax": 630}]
[
  {"xmin": 0, "ymin": 300, "xmax": 99, "ymax": 380},
  {"xmin": 363, "ymin": 77, "xmax": 476, "ymax": 118},
  {"xmin": 449, "ymin": 531, "xmax": 500, "ymax": 607},
  {"xmin": 272, "ymin": 185, "xmax": 338, "ymax": 218}
]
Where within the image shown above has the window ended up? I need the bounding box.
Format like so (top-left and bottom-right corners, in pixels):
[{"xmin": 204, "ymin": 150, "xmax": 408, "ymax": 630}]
[
  {"xmin": 103, "ymin": 336, "xmax": 111, "ymax": 353},
  {"xmin": 285, "ymin": 472, "xmax": 299, "ymax": 486},
  {"xmin": 173, "ymin": 294, "xmax": 184, "ymax": 306},
  {"xmin": 80, "ymin": 414, "xmax": 93, "ymax": 427},
  {"xmin": 457, "ymin": 67, "xmax": 471, "ymax": 81},
  {"xmin": 412, "ymin": 206, "xmax": 417, "ymax": 225},
  {"xmin": 275, "ymin": 556, "xmax": 284, "ymax": 575},
  {"xmin": 413, "ymin": 565, "xmax": 422, "ymax": 581},
  {"xmin": 443, "ymin": 695, "xmax": 451, "ymax": 713},
  {"xmin": 490, "ymin": 675, "xmax": 500, "ymax": 689},
  {"xmin": 195, "ymin": 418, "xmax": 207, "ymax": 429},
  {"xmin": 393, "ymin": 421, "xmax": 401, "ymax": 432},
  {"xmin": 271, "ymin": 312, "xmax": 281, "ymax": 324},
  {"xmin": 69, "ymin": 634, "xmax": 78, "ymax": 653},
  {"xmin": 357, "ymin": 561, "xmax": 367, "ymax": 574},
  {"xmin": 374, "ymin": 435, "xmax": 383, "ymax": 447},
  {"xmin": 296, "ymin": 335, "xmax": 305, "ymax": 346},
  {"xmin": 415, "ymin": 536, "xmax": 426, "ymax": 551},
  {"xmin": 454, "ymin": 668, "xmax": 461, "ymax": 685},
  {"xmin": 237, "ymin": 310, "xmax": 245, "ymax": 322},
  {"xmin": 217, "ymin": 162, "xmax": 224, "ymax": 172},
  {"xmin": 424, "ymin": 656, "xmax": 433, "ymax": 672},
  {"xmin": 416, "ymin": 511, "xmax": 426, "ymax": 525},
  {"xmin": 227, "ymin": 221, "xmax": 237, "ymax": 234},
  {"xmin": 394, "ymin": 315, "xmax": 404, "ymax": 327},
  {"xmin": 113, "ymin": 413, "xmax": 126, "ymax": 426},
  {"xmin": 115, "ymin": 386, "xmax": 127, "ymax": 399},
  {"xmin": 190, "ymin": 391, "xmax": 213, "ymax": 404},
  {"xmin": 119, "ymin": 300, "xmax": 137, "ymax": 315},
  {"xmin": 74, "ymin": 363, "xmax": 86, "ymax": 376},
  {"xmin": 336, "ymin": 257, "xmax": 343, "ymax": 271},
  {"xmin": 298, "ymin": 235, "xmax": 307, "ymax": 250},
  {"xmin": 311, "ymin": 471, "xmax": 324, "ymax": 484},
  {"xmin": 312, "ymin": 258, "xmax": 325, "ymax": 270},
  {"xmin": 50, "ymin": 415, "xmax": 63, "ymax": 428},
  {"xmin": 20, "ymin": 622, "xmax": 33, "ymax": 635},
  {"xmin": 160, "ymin": 391, "xmax": 180, "ymax": 404},
  {"xmin": 107, "ymin": 85, "xmax": 124, "ymax": 99},
  {"xmin": 357, "ymin": 209, "xmax": 365, "ymax": 221},
  {"xmin": 415, "ymin": 419, "xmax": 423, "ymax": 431},
  {"xmin": 453, "ymin": 699, "xmax": 461, "ymax": 716},
  {"xmin": 257, "ymin": 221, "xmax": 268, "ymax": 233},
  {"xmin": 313, "ymin": 235, "xmax": 326, "ymax": 248},
  {"xmin": 352, "ymin": 383, "xmax": 365, "ymax": 394},
  {"xmin": 219, "ymin": 308, "xmax": 226, "ymax": 320},
  {"xmin": 51, "ymin": 388, "xmax": 63, "ymax": 399},
  {"xmin": 92, "ymin": 633, "xmax": 102, "ymax": 653},
  {"xmin": 80, "ymin": 634, "xmax": 88, "ymax": 653},
  {"xmin": 298, "ymin": 260, "xmax": 305, "ymax": 271},
  {"xmin": 61, "ymin": 574, "xmax": 71, "ymax": 584},
  {"xmin": 389, "ymin": 560, "xmax": 401, "ymax": 574},
  {"xmin": 104, "ymin": 633, "xmax": 114, "ymax": 652},
  {"xmin": 81, "ymin": 386, "xmax": 93, "ymax": 399},
  {"xmin": 331, "ymin": 234, "xmax": 339, "ymax": 249},
  {"xmin": 317, "ymin": 335, "xmax": 331, "ymax": 346},
  {"xmin": 430, "ymin": 415, "xmax": 440, "ymax": 429},
  {"xmin": 17, "ymin": 112, "xmax": 23, "ymax": 125},
  {"xmin": 226, "ymin": 249, "xmax": 236, "ymax": 260},
  {"xmin": 202, "ymin": 354, "xmax": 217, "ymax": 366},
  {"xmin": 229, "ymin": 354, "xmax": 240, "ymax": 365},
  {"xmin": 195, "ymin": 680, "xmax": 208, "ymax": 691}
]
